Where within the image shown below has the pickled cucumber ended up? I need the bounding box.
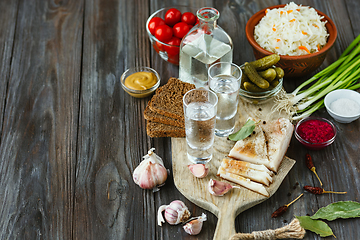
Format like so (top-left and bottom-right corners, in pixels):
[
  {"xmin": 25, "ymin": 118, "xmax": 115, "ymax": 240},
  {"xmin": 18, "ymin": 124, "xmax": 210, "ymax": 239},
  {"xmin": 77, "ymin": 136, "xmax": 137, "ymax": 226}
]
[
  {"xmin": 240, "ymin": 73, "xmax": 250, "ymax": 90},
  {"xmin": 243, "ymin": 82, "xmax": 265, "ymax": 92},
  {"xmin": 258, "ymin": 68, "xmax": 276, "ymax": 82},
  {"xmin": 243, "ymin": 63, "xmax": 270, "ymax": 89},
  {"xmin": 249, "ymin": 54, "xmax": 280, "ymax": 71},
  {"xmin": 271, "ymin": 79, "xmax": 280, "ymax": 88},
  {"xmin": 274, "ymin": 67, "xmax": 285, "ymax": 80},
  {"xmin": 241, "ymin": 56, "xmax": 284, "ymax": 94}
]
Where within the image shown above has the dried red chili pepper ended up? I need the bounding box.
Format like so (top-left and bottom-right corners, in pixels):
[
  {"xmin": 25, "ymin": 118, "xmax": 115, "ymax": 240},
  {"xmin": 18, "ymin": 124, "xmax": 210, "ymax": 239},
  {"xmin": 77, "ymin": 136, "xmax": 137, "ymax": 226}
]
[
  {"xmin": 271, "ymin": 206, "xmax": 288, "ymax": 218},
  {"xmin": 305, "ymin": 153, "xmax": 323, "ymax": 186},
  {"xmin": 271, "ymin": 193, "xmax": 303, "ymax": 218},
  {"xmin": 305, "ymin": 153, "xmax": 314, "ymax": 169},
  {"xmin": 303, "ymin": 186, "xmax": 347, "ymax": 195}
]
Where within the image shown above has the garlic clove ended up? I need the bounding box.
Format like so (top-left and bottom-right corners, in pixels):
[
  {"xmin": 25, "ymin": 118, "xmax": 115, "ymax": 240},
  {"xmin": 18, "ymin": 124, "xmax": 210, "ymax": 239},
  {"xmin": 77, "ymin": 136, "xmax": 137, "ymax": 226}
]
[
  {"xmin": 188, "ymin": 164, "xmax": 209, "ymax": 178},
  {"xmin": 183, "ymin": 213, "xmax": 207, "ymax": 235},
  {"xmin": 133, "ymin": 148, "xmax": 168, "ymax": 190},
  {"xmin": 157, "ymin": 205, "xmax": 167, "ymax": 226},
  {"xmin": 152, "ymin": 162, "xmax": 168, "ymax": 185},
  {"xmin": 208, "ymin": 179, "xmax": 241, "ymax": 196},
  {"xmin": 157, "ymin": 200, "xmax": 191, "ymax": 226}
]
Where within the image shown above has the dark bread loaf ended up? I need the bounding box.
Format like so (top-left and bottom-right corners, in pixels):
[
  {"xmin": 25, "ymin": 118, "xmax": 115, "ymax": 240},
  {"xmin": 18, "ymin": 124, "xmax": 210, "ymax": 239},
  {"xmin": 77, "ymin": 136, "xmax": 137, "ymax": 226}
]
[
  {"xmin": 144, "ymin": 104, "xmax": 184, "ymax": 128},
  {"xmin": 146, "ymin": 121, "xmax": 185, "ymax": 138},
  {"xmin": 149, "ymin": 78, "xmax": 195, "ymax": 120}
]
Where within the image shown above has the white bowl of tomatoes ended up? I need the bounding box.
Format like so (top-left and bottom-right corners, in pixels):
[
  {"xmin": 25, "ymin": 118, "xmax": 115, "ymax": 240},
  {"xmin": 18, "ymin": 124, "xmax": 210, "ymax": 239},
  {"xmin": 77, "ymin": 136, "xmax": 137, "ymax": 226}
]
[{"xmin": 146, "ymin": 6, "xmax": 198, "ymax": 65}]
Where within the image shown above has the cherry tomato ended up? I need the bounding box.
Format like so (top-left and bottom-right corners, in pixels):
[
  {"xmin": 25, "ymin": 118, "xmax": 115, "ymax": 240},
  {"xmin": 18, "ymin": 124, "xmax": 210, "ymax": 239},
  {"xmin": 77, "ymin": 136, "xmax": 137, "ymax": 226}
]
[
  {"xmin": 155, "ymin": 25, "xmax": 173, "ymax": 42},
  {"xmin": 165, "ymin": 37, "xmax": 181, "ymax": 56},
  {"xmin": 164, "ymin": 8, "xmax": 182, "ymax": 26},
  {"xmin": 181, "ymin": 12, "xmax": 196, "ymax": 25},
  {"xmin": 155, "ymin": 41, "xmax": 165, "ymax": 52},
  {"xmin": 148, "ymin": 17, "xmax": 165, "ymax": 35},
  {"xmin": 152, "ymin": 42, "xmax": 160, "ymax": 53},
  {"xmin": 167, "ymin": 53, "xmax": 179, "ymax": 65},
  {"xmin": 173, "ymin": 22, "xmax": 190, "ymax": 39}
]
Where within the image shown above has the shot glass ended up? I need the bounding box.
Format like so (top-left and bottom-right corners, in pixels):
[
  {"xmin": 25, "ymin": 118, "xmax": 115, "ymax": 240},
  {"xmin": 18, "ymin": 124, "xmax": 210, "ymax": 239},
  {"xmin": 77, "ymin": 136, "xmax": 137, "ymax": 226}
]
[
  {"xmin": 183, "ymin": 88, "xmax": 218, "ymax": 164},
  {"xmin": 208, "ymin": 62, "xmax": 242, "ymax": 137}
]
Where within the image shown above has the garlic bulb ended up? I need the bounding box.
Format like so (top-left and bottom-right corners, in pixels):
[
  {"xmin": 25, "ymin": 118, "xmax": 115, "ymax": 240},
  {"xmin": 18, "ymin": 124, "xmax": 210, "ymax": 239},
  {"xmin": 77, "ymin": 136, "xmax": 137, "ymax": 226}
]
[
  {"xmin": 133, "ymin": 148, "xmax": 167, "ymax": 190},
  {"xmin": 188, "ymin": 164, "xmax": 209, "ymax": 178},
  {"xmin": 157, "ymin": 200, "xmax": 191, "ymax": 226},
  {"xmin": 183, "ymin": 213, "xmax": 207, "ymax": 235},
  {"xmin": 208, "ymin": 179, "xmax": 241, "ymax": 196}
]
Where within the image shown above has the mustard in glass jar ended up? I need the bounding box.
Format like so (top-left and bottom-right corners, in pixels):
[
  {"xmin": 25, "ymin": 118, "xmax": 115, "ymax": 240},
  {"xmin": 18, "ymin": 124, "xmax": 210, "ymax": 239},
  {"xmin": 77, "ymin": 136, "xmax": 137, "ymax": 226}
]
[
  {"xmin": 124, "ymin": 72, "xmax": 157, "ymax": 90},
  {"xmin": 121, "ymin": 67, "xmax": 160, "ymax": 98}
]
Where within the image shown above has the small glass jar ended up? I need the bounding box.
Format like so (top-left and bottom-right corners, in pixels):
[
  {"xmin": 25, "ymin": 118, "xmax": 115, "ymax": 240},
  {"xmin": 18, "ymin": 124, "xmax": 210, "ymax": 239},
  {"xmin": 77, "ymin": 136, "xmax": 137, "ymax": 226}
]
[
  {"xmin": 179, "ymin": 7, "xmax": 233, "ymax": 88},
  {"xmin": 294, "ymin": 117, "xmax": 337, "ymax": 150},
  {"xmin": 121, "ymin": 67, "xmax": 160, "ymax": 98}
]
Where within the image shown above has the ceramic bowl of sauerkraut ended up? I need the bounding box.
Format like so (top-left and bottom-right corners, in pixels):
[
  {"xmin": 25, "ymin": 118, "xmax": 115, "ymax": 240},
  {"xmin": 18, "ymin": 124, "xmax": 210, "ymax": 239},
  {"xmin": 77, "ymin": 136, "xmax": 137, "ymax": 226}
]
[{"xmin": 246, "ymin": 2, "xmax": 337, "ymax": 77}]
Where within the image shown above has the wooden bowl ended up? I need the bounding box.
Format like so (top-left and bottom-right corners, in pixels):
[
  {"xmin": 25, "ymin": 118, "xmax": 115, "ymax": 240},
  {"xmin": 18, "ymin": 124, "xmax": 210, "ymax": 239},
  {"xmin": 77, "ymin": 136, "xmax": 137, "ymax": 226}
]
[{"xmin": 245, "ymin": 4, "xmax": 337, "ymax": 78}]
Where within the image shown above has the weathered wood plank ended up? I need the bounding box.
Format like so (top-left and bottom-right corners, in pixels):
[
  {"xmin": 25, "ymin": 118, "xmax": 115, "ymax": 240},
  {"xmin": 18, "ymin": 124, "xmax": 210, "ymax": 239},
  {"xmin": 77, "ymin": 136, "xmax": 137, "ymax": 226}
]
[
  {"xmin": 74, "ymin": 0, "xmax": 160, "ymax": 239},
  {"xmin": 0, "ymin": 0, "xmax": 83, "ymax": 239},
  {"xmin": 345, "ymin": 0, "xmax": 360, "ymax": 36},
  {"xmin": 0, "ymin": 0, "xmax": 18, "ymax": 140},
  {"xmin": 0, "ymin": 0, "xmax": 359, "ymax": 239}
]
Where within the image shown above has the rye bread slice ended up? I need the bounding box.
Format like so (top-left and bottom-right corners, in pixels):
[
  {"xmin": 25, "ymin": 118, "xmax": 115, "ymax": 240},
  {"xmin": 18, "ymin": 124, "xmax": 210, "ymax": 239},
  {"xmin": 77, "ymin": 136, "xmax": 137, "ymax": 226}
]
[
  {"xmin": 149, "ymin": 78, "xmax": 195, "ymax": 120},
  {"xmin": 144, "ymin": 105, "xmax": 184, "ymax": 128},
  {"xmin": 146, "ymin": 121, "xmax": 185, "ymax": 138}
]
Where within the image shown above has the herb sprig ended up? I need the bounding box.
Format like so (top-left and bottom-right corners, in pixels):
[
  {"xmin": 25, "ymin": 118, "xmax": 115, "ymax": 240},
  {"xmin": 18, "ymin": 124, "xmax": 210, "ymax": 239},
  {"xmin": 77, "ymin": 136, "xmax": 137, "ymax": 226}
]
[{"xmin": 228, "ymin": 119, "xmax": 256, "ymax": 141}]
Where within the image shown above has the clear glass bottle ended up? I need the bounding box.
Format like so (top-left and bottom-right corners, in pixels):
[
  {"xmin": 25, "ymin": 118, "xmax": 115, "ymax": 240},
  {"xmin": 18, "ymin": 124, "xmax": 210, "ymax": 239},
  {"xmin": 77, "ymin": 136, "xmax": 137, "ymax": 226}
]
[{"xmin": 179, "ymin": 7, "xmax": 233, "ymax": 88}]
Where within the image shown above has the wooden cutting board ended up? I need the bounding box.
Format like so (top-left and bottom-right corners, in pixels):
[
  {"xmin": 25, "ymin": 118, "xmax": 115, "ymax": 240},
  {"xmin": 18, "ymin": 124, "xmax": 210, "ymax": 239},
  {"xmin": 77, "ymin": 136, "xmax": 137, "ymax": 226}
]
[{"xmin": 171, "ymin": 97, "xmax": 296, "ymax": 240}]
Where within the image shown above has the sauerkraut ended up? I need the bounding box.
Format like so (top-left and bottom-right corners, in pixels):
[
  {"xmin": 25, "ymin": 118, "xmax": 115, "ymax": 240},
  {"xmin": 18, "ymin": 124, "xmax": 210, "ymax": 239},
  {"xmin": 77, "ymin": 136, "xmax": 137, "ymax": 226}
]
[{"xmin": 254, "ymin": 2, "xmax": 329, "ymax": 56}]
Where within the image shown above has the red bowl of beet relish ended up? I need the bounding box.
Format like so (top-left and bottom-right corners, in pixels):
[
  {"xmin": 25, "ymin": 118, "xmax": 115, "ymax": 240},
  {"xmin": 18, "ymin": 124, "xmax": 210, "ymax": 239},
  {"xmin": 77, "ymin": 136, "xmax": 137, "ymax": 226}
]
[{"xmin": 295, "ymin": 117, "xmax": 337, "ymax": 150}]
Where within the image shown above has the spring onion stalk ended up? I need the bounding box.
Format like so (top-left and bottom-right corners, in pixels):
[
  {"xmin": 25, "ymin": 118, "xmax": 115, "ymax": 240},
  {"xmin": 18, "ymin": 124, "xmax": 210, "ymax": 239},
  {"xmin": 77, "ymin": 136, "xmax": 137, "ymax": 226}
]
[{"xmin": 274, "ymin": 35, "xmax": 360, "ymax": 120}]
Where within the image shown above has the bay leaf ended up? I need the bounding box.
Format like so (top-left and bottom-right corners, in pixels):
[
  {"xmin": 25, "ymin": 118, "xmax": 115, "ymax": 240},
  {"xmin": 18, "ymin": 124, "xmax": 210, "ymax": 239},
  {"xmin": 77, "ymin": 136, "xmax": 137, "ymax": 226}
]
[
  {"xmin": 311, "ymin": 201, "xmax": 360, "ymax": 221},
  {"xmin": 296, "ymin": 216, "xmax": 335, "ymax": 237},
  {"xmin": 228, "ymin": 119, "xmax": 256, "ymax": 141}
]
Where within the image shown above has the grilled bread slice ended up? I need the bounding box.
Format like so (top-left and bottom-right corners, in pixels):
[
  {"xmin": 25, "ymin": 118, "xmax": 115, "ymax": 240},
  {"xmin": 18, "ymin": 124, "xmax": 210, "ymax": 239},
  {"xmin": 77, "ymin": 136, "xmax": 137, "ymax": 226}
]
[
  {"xmin": 146, "ymin": 121, "xmax": 185, "ymax": 138},
  {"xmin": 144, "ymin": 104, "xmax": 184, "ymax": 128},
  {"xmin": 148, "ymin": 78, "xmax": 195, "ymax": 120}
]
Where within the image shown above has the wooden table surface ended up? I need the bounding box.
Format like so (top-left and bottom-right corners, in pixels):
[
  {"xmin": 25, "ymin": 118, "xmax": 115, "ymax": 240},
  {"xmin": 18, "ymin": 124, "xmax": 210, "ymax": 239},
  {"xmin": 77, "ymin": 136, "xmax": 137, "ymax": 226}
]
[{"xmin": 0, "ymin": 0, "xmax": 359, "ymax": 239}]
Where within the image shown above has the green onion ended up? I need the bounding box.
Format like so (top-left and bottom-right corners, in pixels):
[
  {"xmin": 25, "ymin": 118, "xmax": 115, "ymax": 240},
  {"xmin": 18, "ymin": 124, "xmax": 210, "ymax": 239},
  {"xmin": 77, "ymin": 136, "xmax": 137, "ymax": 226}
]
[{"xmin": 274, "ymin": 35, "xmax": 360, "ymax": 120}]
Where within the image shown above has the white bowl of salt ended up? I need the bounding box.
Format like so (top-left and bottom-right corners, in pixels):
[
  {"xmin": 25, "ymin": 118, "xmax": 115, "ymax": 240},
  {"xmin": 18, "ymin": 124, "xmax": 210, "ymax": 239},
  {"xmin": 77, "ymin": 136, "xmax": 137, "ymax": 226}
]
[{"xmin": 324, "ymin": 89, "xmax": 360, "ymax": 123}]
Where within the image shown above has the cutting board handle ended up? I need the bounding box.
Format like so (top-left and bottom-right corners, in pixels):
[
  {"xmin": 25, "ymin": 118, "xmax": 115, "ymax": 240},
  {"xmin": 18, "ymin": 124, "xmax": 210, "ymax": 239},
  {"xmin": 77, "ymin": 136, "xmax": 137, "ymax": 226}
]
[{"xmin": 213, "ymin": 206, "xmax": 237, "ymax": 240}]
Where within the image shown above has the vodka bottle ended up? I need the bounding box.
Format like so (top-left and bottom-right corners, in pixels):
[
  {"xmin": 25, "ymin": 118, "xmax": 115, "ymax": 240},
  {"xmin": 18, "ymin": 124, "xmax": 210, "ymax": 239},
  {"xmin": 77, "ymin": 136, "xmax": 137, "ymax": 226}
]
[{"xmin": 179, "ymin": 7, "xmax": 233, "ymax": 88}]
